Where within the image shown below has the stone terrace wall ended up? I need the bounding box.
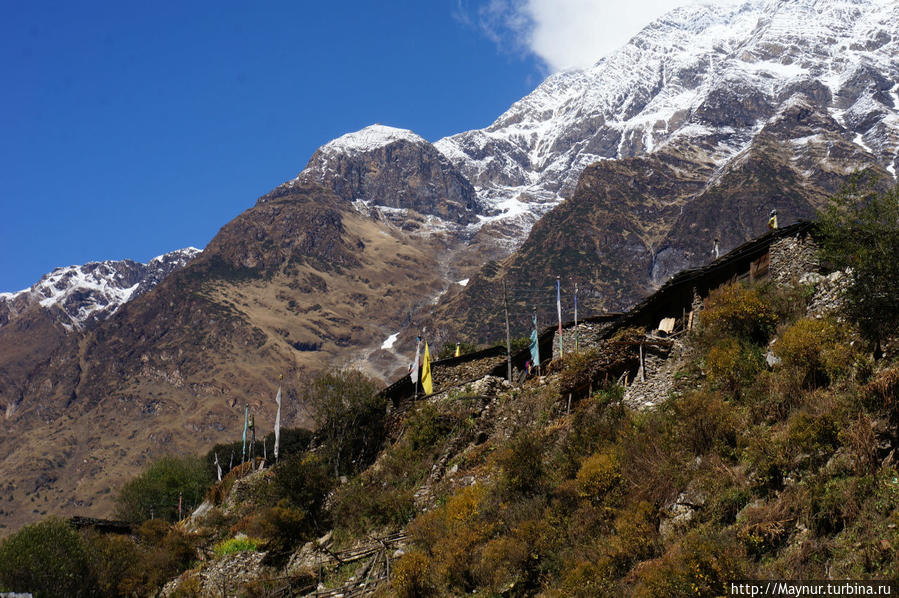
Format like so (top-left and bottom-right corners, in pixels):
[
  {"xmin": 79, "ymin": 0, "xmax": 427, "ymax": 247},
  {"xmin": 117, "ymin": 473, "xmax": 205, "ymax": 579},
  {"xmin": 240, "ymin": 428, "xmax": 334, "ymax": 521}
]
[
  {"xmin": 769, "ymin": 232, "xmax": 819, "ymax": 285},
  {"xmin": 551, "ymin": 320, "xmax": 617, "ymax": 361},
  {"xmin": 431, "ymin": 355, "xmax": 507, "ymax": 393}
]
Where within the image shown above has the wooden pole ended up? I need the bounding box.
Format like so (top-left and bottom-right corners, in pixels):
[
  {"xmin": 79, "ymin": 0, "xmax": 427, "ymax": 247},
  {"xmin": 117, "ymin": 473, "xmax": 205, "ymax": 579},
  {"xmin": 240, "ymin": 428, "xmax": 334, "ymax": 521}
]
[
  {"xmin": 503, "ymin": 279, "xmax": 512, "ymax": 383},
  {"xmin": 639, "ymin": 343, "xmax": 645, "ymax": 382},
  {"xmin": 574, "ymin": 282, "xmax": 579, "ymax": 353}
]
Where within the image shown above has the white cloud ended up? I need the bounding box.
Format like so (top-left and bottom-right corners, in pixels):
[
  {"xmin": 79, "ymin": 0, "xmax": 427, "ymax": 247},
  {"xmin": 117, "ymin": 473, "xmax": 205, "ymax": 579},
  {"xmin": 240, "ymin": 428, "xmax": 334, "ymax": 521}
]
[{"xmin": 468, "ymin": 0, "xmax": 730, "ymax": 72}]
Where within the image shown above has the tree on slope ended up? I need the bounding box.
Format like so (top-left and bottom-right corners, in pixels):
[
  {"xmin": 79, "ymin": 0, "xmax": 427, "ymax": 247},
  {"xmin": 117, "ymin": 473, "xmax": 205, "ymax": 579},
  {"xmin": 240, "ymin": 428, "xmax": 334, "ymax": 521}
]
[{"xmin": 817, "ymin": 176, "xmax": 899, "ymax": 349}]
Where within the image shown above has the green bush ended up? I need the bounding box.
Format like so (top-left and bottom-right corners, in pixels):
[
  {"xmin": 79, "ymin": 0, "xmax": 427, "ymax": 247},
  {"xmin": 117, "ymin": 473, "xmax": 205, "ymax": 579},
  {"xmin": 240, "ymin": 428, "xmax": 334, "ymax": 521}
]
[
  {"xmin": 213, "ymin": 536, "xmax": 260, "ymax": 556},
  {"xmin": 272, "ymin": 452, "xmax": 333, "ymax": 522},
  {"xmin": 116, "ymin": 455, "xmax": 213, "ymax": 522},
  {"xmin": 817, "ymin": 179, "xmax": 899, "ymax": 345},
  {"xmin": 305, "ymin": 369, "xmax": 385, "ymax": 476},
  {"xmin": 404, "ymin": 403, "xmax": 457, "ymax": 455},
  {"xmin": 0, "ymin": 517, "xmax": 98, "ymax": 597}
]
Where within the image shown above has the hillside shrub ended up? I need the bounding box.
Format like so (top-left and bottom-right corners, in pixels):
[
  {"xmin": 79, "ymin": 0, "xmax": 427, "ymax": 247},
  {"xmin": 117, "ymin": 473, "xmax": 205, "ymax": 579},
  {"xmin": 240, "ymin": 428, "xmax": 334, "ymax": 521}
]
[
  {"xmin": 618, "ymin": 410, "xmax": 686, "ymax": 506},
  {"xmin": 697, "ymin": 284, "xmax": 777, "ymax": 346},
  {"xmin": 128, "ymin": 522, "xmax": 198, "ymax": 591},
  {"xmin": 497, "ymin": 431, "xmax": 546, "ymax": 497},
  {"xmin": 272, "ymin": 452, "xmax": 332, "ymax": 522},
  {"xmin": 393, "ymin": 549, "xmax": 436, "ymax": 598},
  {"xmin": 0, "ymin": 517, "xmax": 97, "ymax": 597},
  {"xmin": 116, "ymin": 455, "xmax": 213, "ymax": 523},
  {"xmin": 82, "ymin": 531, "xmax": 141, "ymax": 597},
  {"xmin": 408, "ymin": 484, "xmax": 493, "ymax": 590},
  {"xmin": 331, "ymin": 476, "xmax": 417, "ymax": 537},
  {"xmin": 735, "ymin": 496, "xmax": 797, "ymax": 556},
  {"xmin": 863, "ymin": 366, "xmax": 899, "ymax": 423},
  {"xmin": 404, "ymin": 403, "xmax": 457, "ymax": 455},
  {"xmin": 774, "ymin": 318, "xmax": 848, "ymax": 389},
  {"xmin": 670, "ymin": 390, "xmax": 738, "ymax": 457},
  {"xmin": 576, "ymin": 452, "xmax": 621, "ymax": 503},
  {"xmin": 783, "ymin": 410, "xmax": 839, "ymax": 468},
  {"xmin": 706, "ymin": 338, "xmax": 764, "ymax": 395},
  {"xmin": 634, "ymin": 528, "xmax": 746, "ymax": 598}
]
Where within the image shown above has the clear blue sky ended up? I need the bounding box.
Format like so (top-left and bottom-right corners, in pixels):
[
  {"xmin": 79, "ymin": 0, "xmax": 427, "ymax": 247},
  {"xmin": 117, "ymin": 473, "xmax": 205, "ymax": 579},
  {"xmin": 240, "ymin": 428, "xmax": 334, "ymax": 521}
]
[{"xmin": 0, "ymin": 1, "xmax": 545, "ymax": 291}]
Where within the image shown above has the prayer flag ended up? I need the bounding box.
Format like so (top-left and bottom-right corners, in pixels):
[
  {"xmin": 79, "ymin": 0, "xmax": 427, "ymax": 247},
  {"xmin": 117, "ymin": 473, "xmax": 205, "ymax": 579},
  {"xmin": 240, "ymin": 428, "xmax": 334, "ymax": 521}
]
[
  {"xmin": 422, "ymin": 342, "xmax": 433, "ymax": 395},
  {"xmin": 241, "ymin": 405, "xmax": 248, "ymax": 464},
  {"xmin": 556, "ymin": 278, "xmax": 563, "ymax": 356},
  {"xmin": 274, "ymin": 386, "xmax": 282, "ymax": 462},
  {"xmin": 530, "ymin": 314, "xmax": 541, "ymax": 367},
  {"xmin": 411, "ymin": 337, "xmax": 421, "ymax": 383}
]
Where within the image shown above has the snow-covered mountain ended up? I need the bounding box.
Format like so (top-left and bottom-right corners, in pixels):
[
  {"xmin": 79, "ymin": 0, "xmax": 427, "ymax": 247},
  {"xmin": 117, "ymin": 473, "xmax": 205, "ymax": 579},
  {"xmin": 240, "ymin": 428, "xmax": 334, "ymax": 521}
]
[
  {"xmin": 297, "ymin": 0, "xmax": 897, "ymax": 251},
  {"xmin": 0, "ymin": 247, "xmax": 201, "ymax": 330},
  {"xmin": 439, "ymin": 0, "xmax": 897, "ymax": 221}
]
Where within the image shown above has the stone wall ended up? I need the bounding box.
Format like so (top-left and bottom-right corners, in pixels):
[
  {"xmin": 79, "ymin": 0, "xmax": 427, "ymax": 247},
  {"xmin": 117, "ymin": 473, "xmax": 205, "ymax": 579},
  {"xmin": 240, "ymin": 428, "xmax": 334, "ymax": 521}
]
[
  {"xmin": 551, "ymin": 320, "xmax": 616, "ymax": 361},
  {"xmin": 769, "ymin": 233, "xmax": 819, "ymax": 286},
  {"xmin": 803, "ymin": 270, "xmax": 850, "ymax": 317},
  {"xmin": 431, "ymin": 355, "xmax": 507, "ymax": 393}
]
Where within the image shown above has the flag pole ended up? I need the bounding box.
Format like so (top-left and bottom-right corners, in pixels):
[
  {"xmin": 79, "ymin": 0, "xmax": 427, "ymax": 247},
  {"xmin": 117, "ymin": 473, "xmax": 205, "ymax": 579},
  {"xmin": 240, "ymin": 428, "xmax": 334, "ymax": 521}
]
[
  {"xmin": 502, "ymin": 279, "xmax": 512, "ymax": 383},
  {"xmin": 574, "ymin": 282, "xmax": 579, "ymax": 354},
  {"xmin": 556, "ymin": 276, "xmax": 563, "ymax": 358},
  {"xmin": 274, "ymin": 374, "xmax": 282, "ymax": 464}
]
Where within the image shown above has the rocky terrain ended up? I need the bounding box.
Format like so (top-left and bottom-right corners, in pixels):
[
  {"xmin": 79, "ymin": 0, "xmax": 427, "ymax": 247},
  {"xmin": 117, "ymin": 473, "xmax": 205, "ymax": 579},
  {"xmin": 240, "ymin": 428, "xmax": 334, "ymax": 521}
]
[{"xmin": 0, "ymin": 248, "xmax": 200, "ymax": 420}]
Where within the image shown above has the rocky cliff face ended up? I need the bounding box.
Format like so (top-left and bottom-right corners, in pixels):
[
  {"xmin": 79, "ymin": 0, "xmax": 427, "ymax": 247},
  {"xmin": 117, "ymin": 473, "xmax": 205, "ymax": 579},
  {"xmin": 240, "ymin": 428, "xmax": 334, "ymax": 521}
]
[
  {"xmin": 0, "ymin": 248, "xmax": 200, "ymax": 425},
  {"xmin": 291, "ymin": 125, "xmax": 481, "ymax": 226}
]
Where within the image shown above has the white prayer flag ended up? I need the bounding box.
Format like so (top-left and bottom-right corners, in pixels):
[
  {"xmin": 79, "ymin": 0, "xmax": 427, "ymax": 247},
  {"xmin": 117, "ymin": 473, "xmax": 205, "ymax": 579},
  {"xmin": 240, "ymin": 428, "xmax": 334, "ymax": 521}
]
[{"xmin": 274, "ymin": 386, "xmax": 282, "ymax": 462}]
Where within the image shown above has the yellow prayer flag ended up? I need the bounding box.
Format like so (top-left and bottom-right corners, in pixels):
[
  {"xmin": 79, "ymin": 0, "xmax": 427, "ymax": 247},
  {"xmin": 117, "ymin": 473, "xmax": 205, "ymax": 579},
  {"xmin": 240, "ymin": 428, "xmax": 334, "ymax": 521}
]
[{"xmin": 422, "ymin": 342, "xmax": 433, "ymax": 395}]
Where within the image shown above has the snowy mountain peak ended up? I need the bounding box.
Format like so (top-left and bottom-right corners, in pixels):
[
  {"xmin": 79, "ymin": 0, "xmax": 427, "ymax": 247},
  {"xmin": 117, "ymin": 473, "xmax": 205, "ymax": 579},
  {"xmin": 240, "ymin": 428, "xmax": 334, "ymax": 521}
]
[
  {"xmin": 436, "ymin": 0, "xmax": 898, "ymax": 209},
  {"xmin": 321, "ymin": 124, "xmax": 427, "ymax": 154},
  {"xmin": 0, "ymin": 247, "xmax": 201, "ymax": 330},
  {"xmin": 290, "ymin": 0, "xmax": 897, "ymax": 259}
]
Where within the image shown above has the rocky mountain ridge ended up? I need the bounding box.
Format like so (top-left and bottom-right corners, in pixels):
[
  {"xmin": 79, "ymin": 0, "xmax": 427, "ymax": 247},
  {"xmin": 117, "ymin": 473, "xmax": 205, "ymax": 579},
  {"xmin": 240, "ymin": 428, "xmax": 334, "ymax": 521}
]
[{"xmin": 0, "ymin": 247, "xmax": 201, "ymax": 331}]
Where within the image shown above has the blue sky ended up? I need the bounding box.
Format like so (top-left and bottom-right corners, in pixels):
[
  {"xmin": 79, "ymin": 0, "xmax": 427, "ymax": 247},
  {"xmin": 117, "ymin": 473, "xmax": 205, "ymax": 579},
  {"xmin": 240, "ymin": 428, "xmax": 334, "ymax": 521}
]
[{"xmin": 0, "ymin": 0, "xmax": 685, "ymax": 291}]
